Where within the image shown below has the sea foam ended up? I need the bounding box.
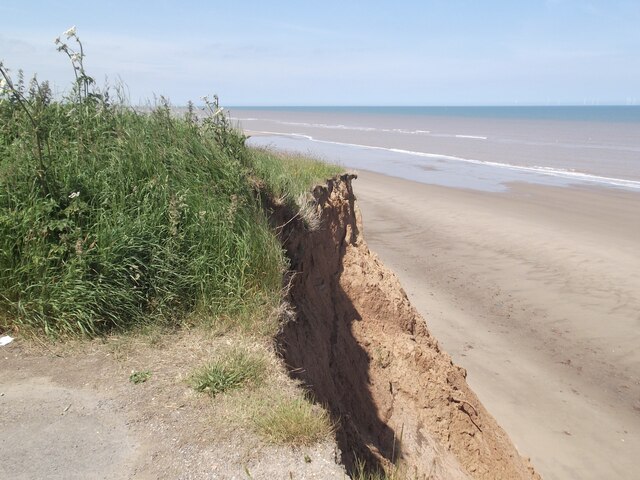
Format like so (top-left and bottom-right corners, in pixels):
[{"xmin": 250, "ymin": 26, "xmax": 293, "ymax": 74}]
[{"xmin": 248, "ymin": 130, "xmax": 640, "ymax": 191}]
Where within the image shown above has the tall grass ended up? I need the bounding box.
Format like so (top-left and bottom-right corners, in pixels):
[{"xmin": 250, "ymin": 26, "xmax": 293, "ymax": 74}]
[
  {"xmin": 247, "ymin": 148, "xmax": 343, "ymax": 202},
  {"xmin": 0, "ymin": 29, "xmax": 340, "ymax": 336}
]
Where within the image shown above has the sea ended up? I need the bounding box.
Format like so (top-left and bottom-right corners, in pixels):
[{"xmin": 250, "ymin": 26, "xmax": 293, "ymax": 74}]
[{"xmin": 229, "ymin": 106, "xmax": 640, "ymax": 192}]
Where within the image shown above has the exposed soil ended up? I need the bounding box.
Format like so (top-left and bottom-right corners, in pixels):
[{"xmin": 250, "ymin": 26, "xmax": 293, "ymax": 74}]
[
  {"xmin": 2, "ymin": 174, "xmax": 543, "ymax": 479},
  {"xmin": 0, "ymin": 331, "xmax": 346, "ymax": 479},
  {"xmin": 274, "ymin": 174, "xmax": 540, "ymax": 479}
]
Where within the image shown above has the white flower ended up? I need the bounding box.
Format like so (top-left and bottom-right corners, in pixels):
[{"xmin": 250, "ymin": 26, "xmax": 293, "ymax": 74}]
[
  {"xmin": 200, "ymin": 95, "xmax": 209, "ymax": 102},
  {"xmin": 69, "ymin": 191, "xmax": 80, "ymax": 199},
  {"xmin": 63, "ymin": 26, "xmax": 77, "ymax": 38},
  {"xmin": 71, "ymin": 53, "xmax": 82, "ymax": 62}
]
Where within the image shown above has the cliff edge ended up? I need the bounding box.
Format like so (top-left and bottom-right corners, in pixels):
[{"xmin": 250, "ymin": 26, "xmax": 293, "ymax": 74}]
[{"xmin": 274, "ymin": 174, "xmax": 540, "ymax": 479}]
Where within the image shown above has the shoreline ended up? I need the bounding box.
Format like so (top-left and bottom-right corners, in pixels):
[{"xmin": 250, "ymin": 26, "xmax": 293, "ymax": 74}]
[
  {"xmin": 246, "ymin": 132, "xmax": 640, "ymax": 193},
  {"xmin": 237, "ymin": 105, "xmax": 640, "ymax": 186},
  {"xmin": 352, "ymin": 169, "xmax": 640, "ymax": 480}
]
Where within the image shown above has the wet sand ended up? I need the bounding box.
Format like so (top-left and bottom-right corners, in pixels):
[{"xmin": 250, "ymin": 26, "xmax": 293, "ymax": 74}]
[{"xmin": 353, "ymin": 170, "xmax": 640, "ymax": 480}]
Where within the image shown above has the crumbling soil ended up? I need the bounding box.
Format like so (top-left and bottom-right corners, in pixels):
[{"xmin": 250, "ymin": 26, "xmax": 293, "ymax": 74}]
[{"xmin": 274, "ymin": 174, "xmax": 540, "ymax": 479}]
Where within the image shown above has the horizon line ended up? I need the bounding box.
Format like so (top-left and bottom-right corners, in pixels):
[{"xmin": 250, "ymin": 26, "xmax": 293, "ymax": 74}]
[{"xmin": 225, "ymin": 104, "xmax": 640, "ymax": 108}]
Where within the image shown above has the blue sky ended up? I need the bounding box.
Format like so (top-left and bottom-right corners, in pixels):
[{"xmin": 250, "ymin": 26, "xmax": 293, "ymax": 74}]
[{"xmin": 1, "ymin": 0, "xmax": 639, "ymax": 105}]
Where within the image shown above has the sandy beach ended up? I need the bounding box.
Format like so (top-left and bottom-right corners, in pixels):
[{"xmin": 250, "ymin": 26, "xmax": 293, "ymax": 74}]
[{"xmin": 353, "ymin": 170, "xmax": 640, "ymax": 480}]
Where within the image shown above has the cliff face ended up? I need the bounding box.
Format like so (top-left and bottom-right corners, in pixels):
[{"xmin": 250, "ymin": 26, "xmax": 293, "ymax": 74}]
[{"xmin": 273, "ymin": 174, "xmax": 539, "ymax": 479}]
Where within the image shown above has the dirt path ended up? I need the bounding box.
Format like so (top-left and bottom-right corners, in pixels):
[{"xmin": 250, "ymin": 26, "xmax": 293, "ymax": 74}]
[
  {"xmin": 1, "ymin": 377, "xmax": 138, "ymax": 480},
  {"xmin": 354, "ymin": 170, "xmax": 640, "ymax": 480},
  {"xmin": 0, "ymin": 332, "xmax": 345, "ymax": 480}
]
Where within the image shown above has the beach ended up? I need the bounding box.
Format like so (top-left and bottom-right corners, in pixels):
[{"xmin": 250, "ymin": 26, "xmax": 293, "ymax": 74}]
[
  {"xmin": 353, "ymin": 171, "xmax": 640, "ymax": 480},
  {"xmin": 239, "ymin": 106, "xmax": 640, "ymax": 479}
]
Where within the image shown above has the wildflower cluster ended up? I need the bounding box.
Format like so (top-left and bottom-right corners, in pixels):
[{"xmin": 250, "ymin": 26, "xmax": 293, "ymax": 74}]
[{"xmin": 54, "ymin": 26, "xmax": 96, "ymax": 102}]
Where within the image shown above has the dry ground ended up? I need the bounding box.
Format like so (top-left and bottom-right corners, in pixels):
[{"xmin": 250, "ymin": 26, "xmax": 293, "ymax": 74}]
[{"xmin": 0, "ymin": 329, "xmax": 345, "ymax": 480}]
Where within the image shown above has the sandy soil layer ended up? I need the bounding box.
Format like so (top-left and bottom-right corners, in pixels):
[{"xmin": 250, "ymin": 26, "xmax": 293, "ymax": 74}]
[
  {"xmin": 353, "ymin": 170, "xmax": 640, "ymax": 480},
  {"xmin": 274, "ymin": 175, "xmax": 538, "ymax": 479}
]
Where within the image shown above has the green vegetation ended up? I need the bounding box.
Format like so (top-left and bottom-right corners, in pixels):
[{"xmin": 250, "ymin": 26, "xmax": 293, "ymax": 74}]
[
  {"xmin": 248, "ymin": 148, "xmax": 342, "ymax": 202},
  {"xmin": 351, "ymin": 462, "xmax": 403, "ymax": 480},
  {"xmin": 129, "ymin": 370, "xmax": 152, "ymax": 384},
  {"xmin": 190, "ymin": 347, "xmax": 267, "ymax": 397},
  {"xmin": 0, "ymin": 29, "xmax": 340, "ymax": 337},
  {"xmin": 252, "ymin": 396, "xmax": 334, "ymax": 446},
  {"xmin": 1, "ymin": 28, "xmax": 343, "ymax": 470}
]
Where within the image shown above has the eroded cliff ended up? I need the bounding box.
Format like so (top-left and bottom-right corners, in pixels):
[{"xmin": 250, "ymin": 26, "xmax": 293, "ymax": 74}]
[{"xmin": 272, "ymin": 174, "xmax": 539, "ymax": 479}]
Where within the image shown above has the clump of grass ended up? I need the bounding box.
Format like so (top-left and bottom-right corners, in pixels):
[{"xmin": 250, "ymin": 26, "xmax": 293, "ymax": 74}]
[
  {"xmin": 129, "ymin": 370, "xmax": 152, "ymax": 384},
  {"xmin": 351, "ymin": 462, "xmax": 397, "ymax": 480},
  {"xmin": 248, "ymin": 148, "xmax": 343, "ymax": 200},
  {"xmin": 351, "ymin": 459, "xmax": 419, "ymax": 480},
  {"xmin": 190, "ymin": 348, "xmax": 267, "ymax": 397},
  {"xmin": 248, "ymin": 148, "xmax": 343, "ymax": 231},
  {"xmin": 253, "ymin": 397, "xmax": 334, "ymax": 446}
]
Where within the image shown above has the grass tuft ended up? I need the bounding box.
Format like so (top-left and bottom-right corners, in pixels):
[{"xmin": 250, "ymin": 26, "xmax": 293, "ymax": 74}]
[
  {"xmin": 248, "ymin": 148, "xmax": 342, "ymax": 228},
  {"xmin": 351, "ymin": 459, "xmax": 420, "ymax": 480},
  {"xmin": 253, "ymin": 396, "xmax": 334, "ymax": 446},
  {"xmin": 129, "ymin": 370, "xmax": 152, "ymax": 384},
  {"xmin": 190, "ymin": 347, "xmax": 267, "ymax": 397},
  {"xmin": 247, "ymin": 148, "xmax": 342, "ymax": 202}
]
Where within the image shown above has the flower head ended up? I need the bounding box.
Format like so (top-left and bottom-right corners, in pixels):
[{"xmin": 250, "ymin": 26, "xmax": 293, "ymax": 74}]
[
  {"xmin": 69, "ymin": 191, "xmax": 80, "ymax": 199},
  {"xmin": 63, "ymin": 26, "xmax": 77, "ymax": 38},
  {"xmin": 71, "ymin": 53, "xmax": 82, "ymax": 62}
]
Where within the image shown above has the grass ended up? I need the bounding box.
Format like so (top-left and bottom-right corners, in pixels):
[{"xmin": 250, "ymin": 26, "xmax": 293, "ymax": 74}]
[
  {"xmin": 1, "ymin": 29, "xmax": 345, "ymax": 474},
  {"xmin": 0, "ymin": 97, "xmax": 285, "ymax": 335},
  {"xmin": 190, "ymin": 347, "xmax": 267, "ymax": 397},
  {"xmin": 247, "ymin": 147, "xmax": 343, "ymax": 203},
  {"xmin": 253, "ymin": 396, "xmax": 334, "ymax": 446},
  {"xmin": 0, "ymin": 31, "xmax": 341, "ymax": 337},
  {"xmin": 129, "ymin": 370, "xmax": 152, "ymax": 384},
  {"xmin": 351, "ymin": 461, "xmax": 412, "ymax": 480}
]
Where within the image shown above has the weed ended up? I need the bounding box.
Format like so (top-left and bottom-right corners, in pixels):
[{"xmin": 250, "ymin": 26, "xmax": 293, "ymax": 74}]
[
  {"xmin": 351, "ymin": 460, "xmax": 395, "ymax": 480},
  {"xmin": 253, "ymin": 397, "xmax": 334, "ymax": 446},
  {"xmin": 248, "ymin": 148, "xmax": 342, "ymax": 212},
  {"xmin": 129, "ymin": 370, "xmax": 152, "ymax": 384},
  {"xmin": 351, "ymin": 458, "xmax": 423, "ymax": 480},
  {"xmin": 190, "ymin": 348, "xmax": 266, "ymax": 397}
]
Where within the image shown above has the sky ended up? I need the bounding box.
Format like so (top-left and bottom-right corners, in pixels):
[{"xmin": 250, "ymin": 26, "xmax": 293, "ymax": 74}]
[{"xmin": 1, "ymin": 0, "xmax": 639, "ymax": 106}]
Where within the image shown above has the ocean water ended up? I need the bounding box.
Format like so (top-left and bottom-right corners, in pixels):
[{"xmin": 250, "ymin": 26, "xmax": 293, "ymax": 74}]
[{"xmin": 231, "ymin": 106, "xmax": 640, "ymax": 192}]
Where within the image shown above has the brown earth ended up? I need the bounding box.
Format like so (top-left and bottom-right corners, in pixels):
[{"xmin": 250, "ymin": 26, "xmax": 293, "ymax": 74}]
[
  {"xmin": 274, "ymin": 174, "xmax": 540, "ymax": 479},
  {"xmin": 0, "ymin": 331, "xmax": 346, "ymax": 480}
]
